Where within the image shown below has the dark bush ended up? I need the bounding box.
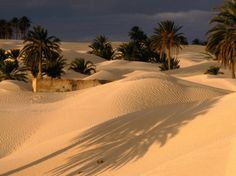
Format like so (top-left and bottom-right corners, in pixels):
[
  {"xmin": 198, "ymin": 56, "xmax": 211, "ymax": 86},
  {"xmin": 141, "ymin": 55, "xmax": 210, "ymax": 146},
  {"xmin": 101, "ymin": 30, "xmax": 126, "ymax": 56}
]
[
  {"xmin": 204, "ymin": 66, "xmax": 223, "ymax": 75},
  {"xmin": 159, "ymin": 57, "xmax": 180, "ymax": 71}
]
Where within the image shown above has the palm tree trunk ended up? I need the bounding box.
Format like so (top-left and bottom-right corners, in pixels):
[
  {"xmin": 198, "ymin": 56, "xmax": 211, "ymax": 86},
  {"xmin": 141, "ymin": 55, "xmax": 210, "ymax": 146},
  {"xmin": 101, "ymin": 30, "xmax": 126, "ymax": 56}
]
[
  {"xmin": 231, "ymin": 59, "xmax": 235, "ymax": 79},
  {"xmin": 38, "ymin": 47, "xmax": 43, "ymax": 79},
  {"xmin": 167, "ymin": 48, "xmax": 171, "ymax": 70},
  {"xmin": 38, "ymin": 59, "xmax": 42, "ymax": 79}
]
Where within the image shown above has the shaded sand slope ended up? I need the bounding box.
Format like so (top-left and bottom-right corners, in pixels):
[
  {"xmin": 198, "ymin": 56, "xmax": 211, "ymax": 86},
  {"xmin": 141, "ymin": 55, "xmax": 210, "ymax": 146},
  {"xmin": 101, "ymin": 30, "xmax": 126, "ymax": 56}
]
[{"xmin": 1, "ymin": 93, "xmax": 236, "ymax": 176}]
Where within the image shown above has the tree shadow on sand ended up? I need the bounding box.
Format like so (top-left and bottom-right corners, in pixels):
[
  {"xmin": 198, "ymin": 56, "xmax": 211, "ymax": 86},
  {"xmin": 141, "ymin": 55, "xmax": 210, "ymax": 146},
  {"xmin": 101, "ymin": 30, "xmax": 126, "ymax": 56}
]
[
  {"xmin": 49, "ymin": 99, "xmax": 219, "ymax": 176},
  {"xmin": 0, "ymin": 99, "xmax": 220, "ymax": 176}
]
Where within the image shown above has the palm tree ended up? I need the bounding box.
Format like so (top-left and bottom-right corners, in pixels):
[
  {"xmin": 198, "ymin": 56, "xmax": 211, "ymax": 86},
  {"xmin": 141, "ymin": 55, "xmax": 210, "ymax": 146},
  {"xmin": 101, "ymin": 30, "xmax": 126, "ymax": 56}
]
[
  {"xmin": 159, "ymin": 56, "xmax": 180, "ymax": 71},
  {"xmin": 207, "ymin": 24, "xmax": 236, "ymax": 78},
  {"xmin": 69, "ymin": 58, "xmax": 96, "ymax": 75},
  {"xmin": 116, "ymin": 26, "xmax": 160, "ymax": 62},
  {"xmin": 19, "ymin": 16, "xmax": 31, "ymax": 39},
  {"xmin": 206, "ymin": 0, "xmax": 236, "ymax": 78},
  {"xmin": 0, "ymin": 56, "xmax": 27, "ymax": 82},
  {"xmin": 9, "ymin": 49, "xmax": 20, "ymax": 60},
  {"xmin": 128, "ymin": 26, "xmax": 147, "ymax": 42},
  {"xmin": 117, "ymin": 42, "xmax": 137, "ymax": 61},
  {"xmin": 89, "ymin": 35, "xmax": 114, "ymax": 60},
  {"xmin": 20, "ymin": 25, "xmax": 61, "ymax": 78},
  {"xmin": 43, "ymin": 53, "xmax": 67, "ymax": 78},
  {"xmin": 0, "ymin": 19, "xmax": 12, "ymax": 39},
  {"xmin": 151, "ymin": 20, "xmax": 186, "ymax": 70},
  {"xmin": 10, "ymin": 17, "xmax": 19, "ymax": 39},
  {"xmin": 210, "ymin": 0, "xmax": 236, "ymax": 26}
]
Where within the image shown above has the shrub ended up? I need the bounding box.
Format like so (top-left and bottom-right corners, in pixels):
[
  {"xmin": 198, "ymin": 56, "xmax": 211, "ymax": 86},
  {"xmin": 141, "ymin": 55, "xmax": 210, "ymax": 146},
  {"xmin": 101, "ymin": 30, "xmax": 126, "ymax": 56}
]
[
  {"xmin": 204, "ymin": 66, "xmax": 223, "ymax": 75},
  {"xmin": 0, "ymin": 48, "xmax": 7, "ymax": 61},
  {"xmin": 0, "ymin": 59, "xmax": 27, "ymax": 82},
  {"xmin": 117, "ymin": 26, "xmax": 162, "ymax": 62},
  {"xmin": 43, "ymin": 55, "xmax": 67, "ymax": 78},
  {"xmin": 8, "ymin": 49, "xmax": 20, "ymax": 59},
  {"xmin": 159, "ymin": 57, "xmax": 180, "ymax": 71},
  {"xmin": 69, "ymin": 58, "xmax": 96, "ymax": 75},
  {"xmin": 88, "ymin": 35, "xmax": 114, "ymax": 60}
]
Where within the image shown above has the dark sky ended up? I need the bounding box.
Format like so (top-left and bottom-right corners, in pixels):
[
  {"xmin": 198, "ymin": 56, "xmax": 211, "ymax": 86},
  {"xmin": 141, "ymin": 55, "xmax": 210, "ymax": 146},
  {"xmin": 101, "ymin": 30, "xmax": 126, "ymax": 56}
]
[{"xmin": 0, "ymin": 0, "xmax": 223, "ymax": 42}]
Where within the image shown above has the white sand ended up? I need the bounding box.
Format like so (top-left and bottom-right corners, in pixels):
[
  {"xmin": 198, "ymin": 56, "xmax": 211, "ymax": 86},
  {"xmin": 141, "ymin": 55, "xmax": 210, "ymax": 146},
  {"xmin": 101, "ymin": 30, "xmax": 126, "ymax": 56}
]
[{"xmin": 0, "ymin": 41, "xmax": 236, "ymax": 176}]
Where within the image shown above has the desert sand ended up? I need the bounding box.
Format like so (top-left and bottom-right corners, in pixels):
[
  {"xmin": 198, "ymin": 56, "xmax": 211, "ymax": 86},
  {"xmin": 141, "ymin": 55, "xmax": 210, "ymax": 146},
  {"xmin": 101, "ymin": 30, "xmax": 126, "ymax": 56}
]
[{"xmin": 0, "ymin": 41, "xmax": 236, "ymax": 176}]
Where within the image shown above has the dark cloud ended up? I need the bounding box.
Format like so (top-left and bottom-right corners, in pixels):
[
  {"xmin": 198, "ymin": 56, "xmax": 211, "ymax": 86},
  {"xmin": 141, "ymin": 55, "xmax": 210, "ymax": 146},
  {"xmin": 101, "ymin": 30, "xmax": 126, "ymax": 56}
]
[{"xmin": 0, "ymin": 0, "xmax": 223, "ymax": 41}]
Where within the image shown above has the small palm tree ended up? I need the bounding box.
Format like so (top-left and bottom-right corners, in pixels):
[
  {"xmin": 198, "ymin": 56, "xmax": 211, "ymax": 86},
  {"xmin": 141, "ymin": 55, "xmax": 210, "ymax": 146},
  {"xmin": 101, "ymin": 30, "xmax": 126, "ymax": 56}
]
[
  {"xmin": 43, "ymin": 54, "xmax": 67, "ymax": 79},
  {"xmin": 69, "ymin": 58, "xmax": 96, "ymax": 75},
  {"xmin": 20, "ymin": 25, "xmax": 61, "ymax": 78},
  {"xmin": 8, "ymin": 49, "xmax": 20, "ymax": 59},
  {"xmin": 159, "ymin": 56, "xmax": 180, "ymax": 71},
  {"xmin": 117, "ymin": 42, "xmax": 140, "ymax": 61},
  {"xmin": 0, "ymin": 59, "xmax": 27, "ymax": 82},
  {"xmin": 89, "ymin": 35, "xmax": 114, "ymax": 60},
  {"xmin": 151, "ymin": 20, "xmax": 186, "ymax": 70}
]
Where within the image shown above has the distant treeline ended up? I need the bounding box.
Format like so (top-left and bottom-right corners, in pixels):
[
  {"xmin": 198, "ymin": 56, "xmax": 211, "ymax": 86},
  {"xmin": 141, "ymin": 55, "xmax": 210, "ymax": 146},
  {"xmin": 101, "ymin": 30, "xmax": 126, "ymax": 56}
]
[{"xmin": 0, "ymin": 16, "xmax": 31, "ymax": 40}]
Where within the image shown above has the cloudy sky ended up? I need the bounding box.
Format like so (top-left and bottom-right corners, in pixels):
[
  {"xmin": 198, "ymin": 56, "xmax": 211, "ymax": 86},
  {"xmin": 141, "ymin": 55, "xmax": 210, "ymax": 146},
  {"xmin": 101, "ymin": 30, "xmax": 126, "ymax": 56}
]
[{"xmin": 0, "ymin": 0, "xmax": 223, "ymax": 42}]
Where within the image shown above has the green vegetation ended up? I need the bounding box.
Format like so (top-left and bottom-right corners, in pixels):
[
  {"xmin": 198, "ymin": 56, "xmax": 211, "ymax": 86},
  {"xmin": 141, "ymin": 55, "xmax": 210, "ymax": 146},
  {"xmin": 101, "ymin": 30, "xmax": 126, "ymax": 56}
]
[
  {"xmin": 159, "ymin": 57, "xmax": 180, "ymax": 71},
  {"xmin": 1, "ymin": 19, "xmax": 188, "ymax": 81},
  {"xmin": 43, "ymin": 53, "xmax": 67, "ymax": 78},
  {"xmin": 20, "ymin": 25, "xmax": 62, "ymax": 78},
  {"xmin": 89, "ymin": 35, "xmax": 114, "ymax": 60},
  {"xmin": 0, "ymin": 49, "xmax": 27, "ymax": 82},
  {"xmin": 207, "ymin": 0, "xmax": 236, "ymax": 78},
  {"xmin": 90, "ymin": 22, "xmax": 186, "ymax": 70},
  {"xmin": 192, "ymin": 38, "xmax": 207, "ymax": 45},
  {"xmin": 117, "ymin": 26, "xmax": 160, "ymax": 62},
  {"xmin": 151, "ymin": 20, "xmax": 186, "ymax": 70},
  {"xmin": 0, "ymin": 16, "xmax": 31, "ymax": 39},
  {"xmin": 204, "ymin": 66, "xmax": 223, "ymax": 75},
  {"xmin": 0, "ymin": 49, "xmax": 7, "ymax": 61},
  {"xmin": 1, "ymin": 25, "xmax": 68, "ymax": 81},
  {"xmin": 69, "ymin": 58, "xmax": 96, "ymax": 75}
]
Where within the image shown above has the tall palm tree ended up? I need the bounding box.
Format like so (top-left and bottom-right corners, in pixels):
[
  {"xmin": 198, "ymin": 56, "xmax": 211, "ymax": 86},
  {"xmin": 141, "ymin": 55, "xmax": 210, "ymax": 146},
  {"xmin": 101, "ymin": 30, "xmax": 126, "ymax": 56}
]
[
  {"xmin": 89, "ymin": 35, "xmax": 114, "ymax": 60},
  {"xmin": 10, "ymin": 17, "xmax": 19, "ymax": 39},
  {"xmin": 19, "ymin": 16, "xmax": 31, "ymax": 39},
  {"xmin": 210, "ymin": 0, "xmax": 236, "ymax": 26},
  {"xmin": 0, "ymin": 19, "xmax": 12, "ymax": 39},
  {"xmin": 207, "ymin": 25, "xmax": 236, "ymax": 78},
  {"xmin": 207, "ymin": 0, "xmax": 236, "ymax": 78},
  {"xmin": 20, "ymin": 25, "xmax": 61, "ymax": 78},
  {"xmin": 151, "ymin": 20, "xmax": 186, "ymax": 70},
  {"xmin": 128, "ymin": 26, "xmax": 147, "ymax": 42}
]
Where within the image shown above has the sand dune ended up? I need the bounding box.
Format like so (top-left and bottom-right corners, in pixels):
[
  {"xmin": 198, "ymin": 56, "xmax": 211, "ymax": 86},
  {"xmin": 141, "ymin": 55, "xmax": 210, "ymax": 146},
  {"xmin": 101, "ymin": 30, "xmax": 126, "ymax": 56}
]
[{"xmin": 0, "ymin": 41, "xmax": 236, "ymax": 176}]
